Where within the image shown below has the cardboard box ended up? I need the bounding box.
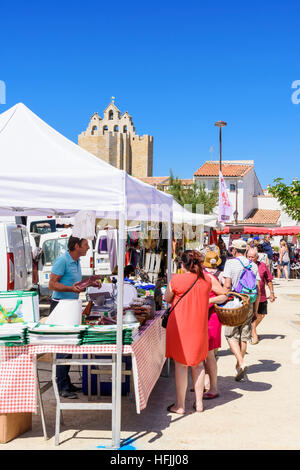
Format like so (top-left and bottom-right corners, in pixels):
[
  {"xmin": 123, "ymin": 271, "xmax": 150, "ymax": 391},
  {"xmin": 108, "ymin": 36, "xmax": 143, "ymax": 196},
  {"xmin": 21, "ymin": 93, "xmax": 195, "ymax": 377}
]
[{"xmin": 0, "ymin": 413, "xmax": 32, "ymax": 444}]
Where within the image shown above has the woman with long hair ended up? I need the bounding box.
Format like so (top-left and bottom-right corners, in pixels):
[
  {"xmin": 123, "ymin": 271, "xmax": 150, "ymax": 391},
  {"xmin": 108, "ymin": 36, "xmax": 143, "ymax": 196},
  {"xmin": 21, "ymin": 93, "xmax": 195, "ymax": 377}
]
[
  {"xmin": 277, "ymin": 240, "xmax": 290, "ymax": 281},
  {"xmin": 164, "ymin": 250, "xmax": 211, "ymax": 414}
]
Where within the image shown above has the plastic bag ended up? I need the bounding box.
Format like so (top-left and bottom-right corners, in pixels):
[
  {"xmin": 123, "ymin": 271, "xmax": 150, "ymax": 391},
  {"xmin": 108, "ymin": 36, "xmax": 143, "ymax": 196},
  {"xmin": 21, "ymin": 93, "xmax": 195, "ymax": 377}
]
[
  {"xmin": 72, "ymin": 211, "xmax": 96, "ymax": 240},
  {"xmin": 224, "ymin": 297, "xmax": 242, "ymax": 309}
]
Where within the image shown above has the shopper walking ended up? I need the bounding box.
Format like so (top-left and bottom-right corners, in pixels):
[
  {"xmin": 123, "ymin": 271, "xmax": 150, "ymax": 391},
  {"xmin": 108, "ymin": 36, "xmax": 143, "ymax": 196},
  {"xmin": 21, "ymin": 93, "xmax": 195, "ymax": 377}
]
[
  {"xmin": 247, "ymin": 249, "xmax": 275, "ymax": 344},
  {"xmin": 262, "ymin": 234, "xmax": 274, "ymax": 274},
  {"xmin": 257, "ymin": 243, "xmax": 270, "ymax": 269},
  {"xmin": 202, "ymin": 251, "xmax": 228, "ymax": 399},
  {"xmin": 164, "ymin": 250, "xmax": 211, "ymax": 414},
  {"xmin": 277, "ymin": 240, "xmax": 290, "ymax": 281},
  {"xmin": 222, "ymin": 240, "xmax": 261, "ymax": 381}
]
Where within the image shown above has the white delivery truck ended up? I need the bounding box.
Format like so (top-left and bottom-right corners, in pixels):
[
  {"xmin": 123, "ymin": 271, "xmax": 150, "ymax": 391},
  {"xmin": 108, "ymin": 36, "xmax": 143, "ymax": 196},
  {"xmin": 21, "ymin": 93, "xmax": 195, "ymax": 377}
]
[
  {"xmin": 0, "ymin": 223, "xmax": 33, "ymax": 291},
  {"xmin": 37, "ymin": 229, "xmax": 94, "ymax": 296}
]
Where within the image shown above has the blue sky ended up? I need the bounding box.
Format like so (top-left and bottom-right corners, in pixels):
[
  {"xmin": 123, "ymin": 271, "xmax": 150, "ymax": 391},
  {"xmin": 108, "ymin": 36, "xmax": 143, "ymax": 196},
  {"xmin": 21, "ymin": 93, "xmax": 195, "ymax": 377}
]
[{"xmin": 1, "ymin": 0, "xmax": 300, "ymax": 188}]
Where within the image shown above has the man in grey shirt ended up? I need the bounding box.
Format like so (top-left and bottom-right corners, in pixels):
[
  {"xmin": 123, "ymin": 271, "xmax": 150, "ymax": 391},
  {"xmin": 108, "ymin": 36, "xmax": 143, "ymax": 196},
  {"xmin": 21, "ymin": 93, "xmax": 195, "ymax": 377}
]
[{"xmin": 223, "ymin": 240, "xmax": 261, "ymax": 381}]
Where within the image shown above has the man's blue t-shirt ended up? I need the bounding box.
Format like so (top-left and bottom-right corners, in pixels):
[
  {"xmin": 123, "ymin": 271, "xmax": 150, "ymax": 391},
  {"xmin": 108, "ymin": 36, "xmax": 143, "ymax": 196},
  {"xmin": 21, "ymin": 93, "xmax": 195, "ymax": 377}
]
[
  {"xmin": 51, "ymin": 251, "xmax": 82, "ymax": 300},
  {"xmin": 262, "ymin": 241, "xmax": 273, "ymax": 260}
]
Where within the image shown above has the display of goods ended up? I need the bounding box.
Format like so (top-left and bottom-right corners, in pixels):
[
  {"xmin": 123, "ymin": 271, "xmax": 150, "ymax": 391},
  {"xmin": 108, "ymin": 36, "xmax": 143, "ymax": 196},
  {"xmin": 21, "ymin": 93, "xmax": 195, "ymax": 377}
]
[
  {"xmin": 97, "ymin": 316, "xmax": 117, "ymax": 325},
  {"xmin": 85, "ymin": 315, "xmax": 116, "ymax": 326},
  {"xmin": 124, "ymin": 304, "xmax": 152, "ymax": 326},
  {"xmin": 82, "ymin": 301, "xmax": 93, "ymax": 317},
  {"xmin": 134, "ymin": 315, "xmax": 148, "ymax": 326},
  {"xmin": 76, "ymin": 276, "xmax": 102, "ymax": 290},
  {"xmin": 125, "ymin": 304, "xmax": 151, "ymax": 315}
]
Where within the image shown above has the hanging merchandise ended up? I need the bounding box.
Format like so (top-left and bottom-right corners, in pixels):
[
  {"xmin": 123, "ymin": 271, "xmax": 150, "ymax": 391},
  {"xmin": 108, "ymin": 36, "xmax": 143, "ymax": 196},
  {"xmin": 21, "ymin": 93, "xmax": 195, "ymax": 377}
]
[
  {"xmin": 107, "ymin": 229, "xmax": 118, "ymax": 272},
  {"xmin": 72, "ymin": 210, "xmax": 96, "ymax": 240}
]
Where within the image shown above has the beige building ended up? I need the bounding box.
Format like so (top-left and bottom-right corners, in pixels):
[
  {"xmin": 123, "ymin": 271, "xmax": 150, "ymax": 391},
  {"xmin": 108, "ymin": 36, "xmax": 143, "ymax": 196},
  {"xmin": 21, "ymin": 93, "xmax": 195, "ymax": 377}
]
[{"xmin": 78, "ymin": 99, "xmax": 153, "ymax": 178}]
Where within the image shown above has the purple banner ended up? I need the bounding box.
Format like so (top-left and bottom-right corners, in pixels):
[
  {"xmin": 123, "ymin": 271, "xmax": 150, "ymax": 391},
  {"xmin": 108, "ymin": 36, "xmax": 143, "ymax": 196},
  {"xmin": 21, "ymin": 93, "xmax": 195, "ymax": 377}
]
[{"xmin": 218, "ymin": 171, "xmax": 233, "ymax": 222}]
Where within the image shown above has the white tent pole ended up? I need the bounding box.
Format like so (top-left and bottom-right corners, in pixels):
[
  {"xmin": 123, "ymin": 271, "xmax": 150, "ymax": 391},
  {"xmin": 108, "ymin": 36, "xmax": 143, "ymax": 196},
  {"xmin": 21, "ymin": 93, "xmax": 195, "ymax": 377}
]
[{"xmin": 114, "ymin": 209, "xmax": 126, "ymax": 449}]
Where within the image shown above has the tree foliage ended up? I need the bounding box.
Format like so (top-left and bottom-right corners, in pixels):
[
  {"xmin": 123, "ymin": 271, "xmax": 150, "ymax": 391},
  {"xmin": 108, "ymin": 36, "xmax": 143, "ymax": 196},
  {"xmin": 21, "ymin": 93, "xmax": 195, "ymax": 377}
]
[
  {"xmin": 166, "ymin": 170, "xmax": 218, "ymax": 214},
  {"xmin": 269, "ymin": 178, "xmax": 300, "ymax": 223}
]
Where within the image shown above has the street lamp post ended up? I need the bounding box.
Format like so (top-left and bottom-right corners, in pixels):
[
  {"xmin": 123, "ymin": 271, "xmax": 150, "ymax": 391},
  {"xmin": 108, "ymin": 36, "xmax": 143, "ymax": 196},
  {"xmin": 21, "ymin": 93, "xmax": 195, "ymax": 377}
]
[
  {"xmin": 235, "ymin": 177, "xmax": 239, "ymax": 225},
  {"xmin": 214, "ymin": 121, "xmax": 227, "ymax": 172}
]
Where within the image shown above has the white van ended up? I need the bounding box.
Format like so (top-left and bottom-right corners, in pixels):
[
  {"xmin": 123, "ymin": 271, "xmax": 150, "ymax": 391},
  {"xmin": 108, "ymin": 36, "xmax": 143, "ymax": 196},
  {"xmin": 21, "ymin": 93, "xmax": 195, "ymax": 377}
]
[
  {"xmin": 94, "ymin": 229, "xmax": 118, "ymax": 275},
  {"xmin": 0, "ymin": 223, "xmax": 33, "ymax": 291},
  {"xmin": 37, "ymin": 229, "xmax": 94, "ymax": 296},
  {"xmin": 26, "ymin": 216, "xmax": 57, "ymax": 234}
]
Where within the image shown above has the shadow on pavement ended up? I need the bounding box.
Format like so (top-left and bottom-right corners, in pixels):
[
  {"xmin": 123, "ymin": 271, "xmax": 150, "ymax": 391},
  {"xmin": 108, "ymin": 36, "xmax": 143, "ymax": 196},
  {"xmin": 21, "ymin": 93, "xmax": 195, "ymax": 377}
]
[
  {"xmin": 247, "ymin": 359, "xmax": 281, "ymax": 374},
  {"xmin": 258, "ymin": 334, "xmax": 286, "ymax": 341}
]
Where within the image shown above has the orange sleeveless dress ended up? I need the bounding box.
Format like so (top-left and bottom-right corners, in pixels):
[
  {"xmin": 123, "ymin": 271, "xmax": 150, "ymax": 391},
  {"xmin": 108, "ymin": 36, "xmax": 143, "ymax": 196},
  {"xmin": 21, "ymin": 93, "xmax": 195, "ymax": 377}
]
[{"xmin": 165, "ymin": 272, "xmax": 211, "ymax": 366}]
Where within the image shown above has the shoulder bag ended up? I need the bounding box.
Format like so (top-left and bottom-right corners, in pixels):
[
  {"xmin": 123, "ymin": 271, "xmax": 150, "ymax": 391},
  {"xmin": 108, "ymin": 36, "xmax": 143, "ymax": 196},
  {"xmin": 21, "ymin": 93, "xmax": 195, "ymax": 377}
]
[
  {"xmin": 282, "ymin": 250, "xmax": 290, "ymax": 263},
  {"xmin": 161, "ymin": 276, "xmax": 199, "ymax": 328}
]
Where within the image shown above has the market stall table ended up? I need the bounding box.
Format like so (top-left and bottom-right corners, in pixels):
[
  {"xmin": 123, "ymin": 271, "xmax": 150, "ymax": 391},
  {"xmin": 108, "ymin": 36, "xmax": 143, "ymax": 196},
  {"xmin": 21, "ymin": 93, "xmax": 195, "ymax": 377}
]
[{"xmin": 0, "ymin": 311, "xmax": 166, "ymax": 444}]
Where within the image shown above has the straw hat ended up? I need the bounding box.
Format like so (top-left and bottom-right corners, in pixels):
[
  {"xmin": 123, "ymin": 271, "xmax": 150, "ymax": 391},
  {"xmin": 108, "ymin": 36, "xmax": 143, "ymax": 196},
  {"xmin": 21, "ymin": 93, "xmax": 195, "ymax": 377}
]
[{"xmin": 203, "ymin": 250, "xmax": 221, "ymax": 268}]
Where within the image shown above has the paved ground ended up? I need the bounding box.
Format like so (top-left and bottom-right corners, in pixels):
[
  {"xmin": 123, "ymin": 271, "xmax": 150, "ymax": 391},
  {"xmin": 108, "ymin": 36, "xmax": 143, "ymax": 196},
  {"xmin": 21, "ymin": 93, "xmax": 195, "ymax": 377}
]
[{"xmin": 2, "ymin": 279, "xmax": 300, "ymax": 450}]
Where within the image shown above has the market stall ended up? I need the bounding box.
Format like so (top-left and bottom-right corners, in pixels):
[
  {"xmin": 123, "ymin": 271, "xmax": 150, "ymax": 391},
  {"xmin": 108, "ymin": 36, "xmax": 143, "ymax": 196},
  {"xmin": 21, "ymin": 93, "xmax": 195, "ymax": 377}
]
[
  {"xmin": 0, "ymin": 103, "xmax": 173, "ymax": 447},
  {"xmin": 0, "ymin": 311, "xmax": 165, "ymax": 444}
]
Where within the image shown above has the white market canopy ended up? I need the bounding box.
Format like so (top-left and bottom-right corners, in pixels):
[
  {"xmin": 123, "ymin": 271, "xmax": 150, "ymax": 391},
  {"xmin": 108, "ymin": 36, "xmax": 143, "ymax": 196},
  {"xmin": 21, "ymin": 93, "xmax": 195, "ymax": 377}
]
[
  {"xmin": 172, "ymin": 200, "xmax": 217, "ymax": 227},
  {"xmin": 0, "ymin": 103, "xmax": 172, "ymax": 221}
]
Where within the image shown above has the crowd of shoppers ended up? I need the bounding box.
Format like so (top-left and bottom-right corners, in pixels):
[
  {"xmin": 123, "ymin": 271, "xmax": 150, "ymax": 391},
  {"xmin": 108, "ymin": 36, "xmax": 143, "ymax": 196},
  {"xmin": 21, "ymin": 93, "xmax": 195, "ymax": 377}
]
[{"xmin": 164, "ymin": 234, "xmax": 278, "ymax": 415}]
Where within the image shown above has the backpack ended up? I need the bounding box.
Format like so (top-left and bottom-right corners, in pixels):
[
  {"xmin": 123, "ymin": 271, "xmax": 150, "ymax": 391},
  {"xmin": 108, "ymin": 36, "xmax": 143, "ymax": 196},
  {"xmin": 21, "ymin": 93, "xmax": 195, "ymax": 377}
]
[{"xmin": 234, "ymin": 258, "xmax": 258, "ymax": 303}]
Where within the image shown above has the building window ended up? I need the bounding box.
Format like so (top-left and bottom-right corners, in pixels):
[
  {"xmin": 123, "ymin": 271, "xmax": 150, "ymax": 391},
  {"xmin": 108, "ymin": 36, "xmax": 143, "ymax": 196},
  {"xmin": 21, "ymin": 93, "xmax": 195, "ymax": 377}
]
[
  {"xmin": 109, "ymin": 110, "xmax": 114, "ymax": 120},
  {"xmin": 123, "ymin": 125, "xmax": 127, "ymax": 133},
  {"xmin": 114, "ymin": 125, "xmax": 119, "ymax": 132},
  {"xmin": 103, "ymin": 125, "xmax": 108, "ymax": 133},
  {"xmin": 91, "ymin": 125, "xmax": 97, "ymax": 135},
  {"xmin": 230, "ymin": 183, "xmax": 236, "ymax": 192}
]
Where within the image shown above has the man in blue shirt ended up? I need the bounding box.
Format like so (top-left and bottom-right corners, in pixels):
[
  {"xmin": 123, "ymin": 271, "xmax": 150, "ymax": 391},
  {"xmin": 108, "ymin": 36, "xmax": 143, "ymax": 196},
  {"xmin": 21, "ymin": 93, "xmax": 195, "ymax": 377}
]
[
  {"xmin": 49, "ymin": 236, "xmax": 90, "ymax": 398},
  {"xmin": 261, "ymin": 234, "xmax": 274, "ymax": 274}
]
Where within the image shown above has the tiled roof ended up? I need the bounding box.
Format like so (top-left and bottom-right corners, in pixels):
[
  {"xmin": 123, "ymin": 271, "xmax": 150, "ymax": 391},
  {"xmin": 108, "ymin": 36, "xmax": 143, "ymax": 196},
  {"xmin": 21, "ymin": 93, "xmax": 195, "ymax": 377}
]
[
  {"xmin": 160, "ymin": 178, "xmax": 194, "ymax": 186},
  {"xmin": 180, "ymin": 179, "xmax": 194, "ymax": 185},
  {"xmin": 137, "ymin": 177, "xmax": 194, "ymax": 187},
  {"xmin": 194, "ymin": 162, "xmax": 253, "ymax": 177},
  {"xmin": 137, "ymin": 177, "xmax": 169, "ymax": 186},
  {"xmin": 243, "ymin": 209, "xmax": 281, "ymax": 225}
]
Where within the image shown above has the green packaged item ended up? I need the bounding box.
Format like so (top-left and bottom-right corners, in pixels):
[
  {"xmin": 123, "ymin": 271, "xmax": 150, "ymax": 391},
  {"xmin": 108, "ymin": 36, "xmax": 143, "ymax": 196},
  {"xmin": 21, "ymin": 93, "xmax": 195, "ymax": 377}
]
[{"xmin": 0, "ymin": 291, "xmax": 39, "ymax": 324}]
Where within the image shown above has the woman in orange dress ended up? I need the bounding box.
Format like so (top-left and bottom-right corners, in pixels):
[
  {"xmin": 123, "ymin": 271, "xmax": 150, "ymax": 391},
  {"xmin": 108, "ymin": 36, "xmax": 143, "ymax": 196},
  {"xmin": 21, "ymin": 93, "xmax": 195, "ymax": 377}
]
[{"xmin": 164, "ymin": 250, "xmax": 211, "ymax": 414}]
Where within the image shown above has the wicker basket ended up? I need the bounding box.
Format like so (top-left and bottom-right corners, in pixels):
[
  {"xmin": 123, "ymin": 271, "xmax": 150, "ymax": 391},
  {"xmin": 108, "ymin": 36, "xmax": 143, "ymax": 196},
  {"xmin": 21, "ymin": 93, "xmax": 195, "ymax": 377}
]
[{"xmin": 215, "ymin": 292, "xmax": 251, "ymax": 327}]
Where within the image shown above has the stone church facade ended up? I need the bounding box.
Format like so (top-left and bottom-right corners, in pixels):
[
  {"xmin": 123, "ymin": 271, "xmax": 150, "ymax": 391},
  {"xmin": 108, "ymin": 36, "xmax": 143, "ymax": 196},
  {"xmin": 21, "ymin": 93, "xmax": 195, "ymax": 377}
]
[{"xmin": 78, "ymin": 100, "xmax": 153, "ymax": 178}]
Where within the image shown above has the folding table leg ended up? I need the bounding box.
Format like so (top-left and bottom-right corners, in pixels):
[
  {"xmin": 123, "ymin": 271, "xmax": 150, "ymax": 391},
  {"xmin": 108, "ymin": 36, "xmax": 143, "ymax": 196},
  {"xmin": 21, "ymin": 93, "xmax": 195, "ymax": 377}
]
[
  {"xmin": 88, "ymin": 354, "xmax": 91, "ymax": 401},
  {"xmin": 131, "ymin": 354, "xmax": 140, "ymax": 414},
  {"xmin": 97, "ymin": 373, "xmax": 101, "ymax": 399},
  {"xmin": 34, "ymin": 357, "xmax": 48, "ymax": 440},
  {"xmin": 52, "ymin": 354, "xmax": 62, "ymax": 446},
  {"xmin": 111, "ymin": 354, "xmax": 117, "ymax": 447}
]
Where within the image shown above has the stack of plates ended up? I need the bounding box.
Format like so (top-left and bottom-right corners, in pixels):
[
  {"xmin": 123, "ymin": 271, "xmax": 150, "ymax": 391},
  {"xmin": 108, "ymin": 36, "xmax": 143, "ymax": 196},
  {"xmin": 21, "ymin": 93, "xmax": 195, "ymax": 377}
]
[
  {"xmin": 0, "ymin": 323, "xmax": 30, "ymax": 346},
  {"xmin": 26, "ymin": 324, "xmax": 88, "ymax": 345},
  {"xmin": 80, "ymin": 323, "xmax": 139, "ymax": 345}
]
